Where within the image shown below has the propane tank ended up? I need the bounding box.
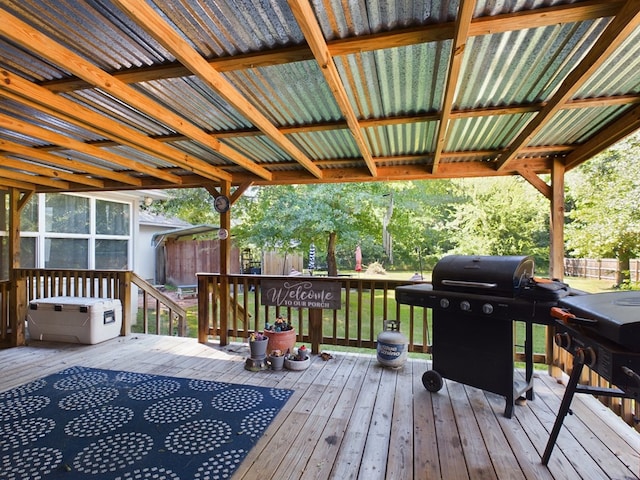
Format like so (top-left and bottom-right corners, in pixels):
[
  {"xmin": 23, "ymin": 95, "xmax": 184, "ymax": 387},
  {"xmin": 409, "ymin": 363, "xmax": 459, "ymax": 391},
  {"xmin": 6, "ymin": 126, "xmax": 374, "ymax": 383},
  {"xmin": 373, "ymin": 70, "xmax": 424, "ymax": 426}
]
[{"xmin": 377, "ymin": 320, "xmax": 408, "ymax": 368}]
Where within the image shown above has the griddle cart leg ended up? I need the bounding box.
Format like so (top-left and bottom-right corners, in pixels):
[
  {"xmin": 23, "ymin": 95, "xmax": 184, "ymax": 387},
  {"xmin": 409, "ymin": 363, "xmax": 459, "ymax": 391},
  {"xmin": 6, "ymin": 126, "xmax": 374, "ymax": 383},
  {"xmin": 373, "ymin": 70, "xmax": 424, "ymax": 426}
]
[
  {"xmin": 525, "ymin": 321, "xmax": 534, "ymax": 401},
  {"xmin": 541, "ymin": 361, "xmax": 584, "ymax": 465}
]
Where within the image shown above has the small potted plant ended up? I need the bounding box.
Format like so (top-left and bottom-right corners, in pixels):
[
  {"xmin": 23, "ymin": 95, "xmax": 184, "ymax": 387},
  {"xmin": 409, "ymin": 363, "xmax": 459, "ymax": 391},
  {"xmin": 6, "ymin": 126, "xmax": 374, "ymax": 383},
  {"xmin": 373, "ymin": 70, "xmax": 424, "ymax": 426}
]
[
  {"xmin": 263, "ymin": 315, "xmax": 296, "ymax": 355},
  {"xmin": 268, "ymin": 349, "xmax": 285, "ymax": 371},
  {"xmin": 284, "ymin": 345, "xmax": 311, "ymax": 371},
  {"xmin": 248, "ymin": 331, "xmax": 268, "ymax": 360}
]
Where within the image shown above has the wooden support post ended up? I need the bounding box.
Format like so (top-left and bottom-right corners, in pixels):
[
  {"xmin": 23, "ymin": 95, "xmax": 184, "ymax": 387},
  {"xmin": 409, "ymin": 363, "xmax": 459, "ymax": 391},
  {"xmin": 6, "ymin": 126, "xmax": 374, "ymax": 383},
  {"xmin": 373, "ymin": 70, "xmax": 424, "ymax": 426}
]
[
  {"xmin": 548, "ymin": 158, "xmax": 565, "ymax": 378},
  {"xmin": 9, "ymin": 188, "xmax": 26, "ymax": 347},
  {"xmin": 309, "ymin": 308, "xmax": 323, "ymax": 354},
  {"xmin": 197, "ymin": 275, "xmax": 209, "ymax": 343}
]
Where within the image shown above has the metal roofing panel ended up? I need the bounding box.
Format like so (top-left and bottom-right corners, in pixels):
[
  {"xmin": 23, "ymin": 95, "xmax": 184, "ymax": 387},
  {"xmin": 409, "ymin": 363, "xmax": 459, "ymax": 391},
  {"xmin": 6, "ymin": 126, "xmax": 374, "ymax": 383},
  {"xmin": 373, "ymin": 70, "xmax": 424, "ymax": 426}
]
[
  {"xmin": 533, "ymin": 105, "xmax": 636, "ymax": 146},
  {"xmin": 577, "ymin": 24, "xmax": 640, "ymax": 97},
  {"xmin": 0, "ymin": 0, "xmax": 172, "ymax": 73},
  {"xmin": 457, "ymin": 19, "xmax": 610, "ymax": 108},
  {"xmin": 447, "ymin": 114, "xmax": 536, "ymax": 151},
  {"xmin": 312, "ymin": 0, "xmax": 459, "ymax": 40},
  {"xmin": 366, "ymin": 122, "xmax": 438, "ymax": 157},
  {"xmin": 289, "ymin": 129, "xmax": 359, "ymax": 160},
  {"xmin": 336, "ymin": 44, "xmax": 450, "ymax": 118},
  {"xmin": 224, "ymin": 62, "xmax": 342, "ymax": 125}
]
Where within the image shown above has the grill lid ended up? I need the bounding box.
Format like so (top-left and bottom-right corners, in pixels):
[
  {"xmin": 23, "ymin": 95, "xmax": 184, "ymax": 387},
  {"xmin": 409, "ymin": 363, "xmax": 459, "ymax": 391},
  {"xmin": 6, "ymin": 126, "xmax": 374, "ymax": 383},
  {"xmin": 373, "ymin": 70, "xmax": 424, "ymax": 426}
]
[{"xmin": 432, "ymin": 255, "xmax": 535, "ymax": 297}]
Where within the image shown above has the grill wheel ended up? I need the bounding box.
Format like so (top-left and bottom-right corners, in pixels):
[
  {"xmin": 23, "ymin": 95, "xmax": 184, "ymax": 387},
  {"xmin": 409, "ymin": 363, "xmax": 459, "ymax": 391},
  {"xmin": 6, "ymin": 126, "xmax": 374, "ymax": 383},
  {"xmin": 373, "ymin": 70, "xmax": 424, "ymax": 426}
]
[{"xmin": 422, "ymin": 370, "xmax": 444, "ymax": 392}]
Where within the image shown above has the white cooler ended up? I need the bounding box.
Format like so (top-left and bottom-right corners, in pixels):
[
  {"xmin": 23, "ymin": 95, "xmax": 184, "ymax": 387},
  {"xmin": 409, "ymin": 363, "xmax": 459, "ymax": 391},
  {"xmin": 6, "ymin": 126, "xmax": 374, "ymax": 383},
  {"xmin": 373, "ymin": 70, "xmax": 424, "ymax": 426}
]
[{"xmin": 28, "ymin": 296, "xmax": 122, "ymax": 344}]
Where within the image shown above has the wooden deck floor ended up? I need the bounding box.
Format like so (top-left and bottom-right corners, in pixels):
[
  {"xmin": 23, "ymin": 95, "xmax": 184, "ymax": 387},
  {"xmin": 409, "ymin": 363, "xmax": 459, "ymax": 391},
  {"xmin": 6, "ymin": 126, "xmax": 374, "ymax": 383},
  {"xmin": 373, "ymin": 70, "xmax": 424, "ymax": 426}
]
[{"xmin": 2, "ymin": 334, "xmax": 639, "ymax": 480}]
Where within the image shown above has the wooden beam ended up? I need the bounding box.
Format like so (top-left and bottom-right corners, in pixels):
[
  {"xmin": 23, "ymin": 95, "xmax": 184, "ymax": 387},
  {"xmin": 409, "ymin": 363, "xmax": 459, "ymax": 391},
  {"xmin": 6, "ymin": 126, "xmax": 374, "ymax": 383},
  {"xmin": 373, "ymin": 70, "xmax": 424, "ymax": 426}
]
[
  {"xmin": 230, "ymin": 182, "xmax": 253, "ymax": 204},
  {"xmin": 112, "ymin": 0, "xmax": 319, "ymax": 179},
  {"xmin": 38, "ymin": 1, "xmax": 624, "ymax": 93},
  {"xmin": 496, "ymin": 0, "xmax": 640, "ymax": 171},
  {"xmin": 549, "ymin": 159, "xmax": 565, "ymax": 280},
  {"xmin": 432, "ymin": 0, "xmax": 476, "ymax": 174},
  {"xmin": 0, "ymin": 113, "xmax": 166, "ymax": 186},
  {"xmin": 0, "ymin": 165, "xmax": 70, "ymax": 189},
  {"xmin": 0, "ymin": 9, "xmax": 272, "ymax": 181},
  {"xmin": 288, "ymin": 0, "xmax": 377, "ymax": 177},
  {"xmin": 0, "ymin": 71, "xmax": 232, "ymax": 183},
  {"xmin": 0, "ymin": 154, "xmax": 104, "ymax": 188},
  {"xmin": 0, "ymin": 178, "xmax": 36, "ymax": 190},
  {"xmin": 517, "ymin": 168, "xmax": 552, "ymax": 199},
  {"xmin": 0, "ymin": 139, "xmax": 138, "ymax": 187}
]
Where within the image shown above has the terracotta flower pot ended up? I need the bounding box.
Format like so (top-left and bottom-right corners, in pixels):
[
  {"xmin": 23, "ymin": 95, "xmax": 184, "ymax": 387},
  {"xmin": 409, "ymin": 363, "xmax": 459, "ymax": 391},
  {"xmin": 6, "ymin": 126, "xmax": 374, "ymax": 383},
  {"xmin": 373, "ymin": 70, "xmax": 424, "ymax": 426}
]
[{"xmin": 263, "ymin": 328, "xmax": 296, "ymax": 356}]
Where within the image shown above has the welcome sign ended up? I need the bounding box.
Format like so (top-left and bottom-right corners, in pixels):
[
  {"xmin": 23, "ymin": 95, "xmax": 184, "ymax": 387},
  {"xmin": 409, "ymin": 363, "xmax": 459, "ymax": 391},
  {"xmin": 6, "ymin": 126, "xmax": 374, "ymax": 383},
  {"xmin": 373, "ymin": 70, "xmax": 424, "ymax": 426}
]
[{"xmin": 261, "ymin": 279, "xmax": 342, "ymax": 310}]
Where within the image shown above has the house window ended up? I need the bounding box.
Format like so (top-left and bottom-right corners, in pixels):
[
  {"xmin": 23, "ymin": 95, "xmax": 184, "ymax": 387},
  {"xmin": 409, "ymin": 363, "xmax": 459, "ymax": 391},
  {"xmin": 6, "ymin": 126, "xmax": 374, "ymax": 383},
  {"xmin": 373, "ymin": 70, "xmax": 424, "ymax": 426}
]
[
  {"xmin": 95, "ymin": 239, "xmax": 129, "ymax": 269},
  {"xmin": 19, "ymin": 193, "xmax": 132, "ymax": 270},
  {"xmin": 96, "ymin": 200, "xmax": 129, "ymax": 236},
  {"xmin": 19, "ymin": 237, "xmax": 36, "ymax": 268},
  {"xmin": 45, "ymin": 238, "xmax": 89, "ymax": 269},
  {"xmin": 45, "ymin": 194, "xmax": 90, "ymax": 234}
]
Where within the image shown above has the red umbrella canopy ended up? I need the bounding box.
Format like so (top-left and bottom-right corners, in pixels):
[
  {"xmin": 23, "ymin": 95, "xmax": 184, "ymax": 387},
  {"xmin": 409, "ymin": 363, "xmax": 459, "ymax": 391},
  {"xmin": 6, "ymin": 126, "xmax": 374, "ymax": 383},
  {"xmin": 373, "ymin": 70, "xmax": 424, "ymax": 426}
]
[{"xmin": 355, "ymin": 245, "xmax": 362, "ymax": 272}]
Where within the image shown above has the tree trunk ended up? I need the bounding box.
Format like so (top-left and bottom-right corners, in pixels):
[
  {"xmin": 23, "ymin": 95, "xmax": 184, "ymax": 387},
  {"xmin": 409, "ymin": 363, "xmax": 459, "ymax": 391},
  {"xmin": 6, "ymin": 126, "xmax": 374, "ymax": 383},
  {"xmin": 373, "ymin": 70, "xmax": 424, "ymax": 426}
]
[
  {"xmin": 327, "ymin": 231, "xmax": 338, "ymax": 276},
  {"xmin": 617, "ymin": 252, "xmax": 631, "ymax": 288}
]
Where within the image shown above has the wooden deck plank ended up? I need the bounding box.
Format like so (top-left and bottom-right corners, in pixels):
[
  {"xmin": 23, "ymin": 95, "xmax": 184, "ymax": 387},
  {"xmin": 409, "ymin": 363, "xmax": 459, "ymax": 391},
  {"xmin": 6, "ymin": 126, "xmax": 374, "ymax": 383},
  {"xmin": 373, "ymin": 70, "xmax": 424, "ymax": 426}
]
[
  {"xmin": 432, "ymin": 379, "xmax": 471, "ymax": 479},
  {"xmin": 386, "ymin": 359, "xmax": 416, "ymax": 480},
  {"xmin": 447, "ymin": 380, "xmax": 499, "ymax": 480},
  {"xmin": 1, "ymin": 335, "xmax": 639, "ymax": 480},
  {"xmin": 412, "ymin": 358, "xmax": 442, "ymax": 480}
]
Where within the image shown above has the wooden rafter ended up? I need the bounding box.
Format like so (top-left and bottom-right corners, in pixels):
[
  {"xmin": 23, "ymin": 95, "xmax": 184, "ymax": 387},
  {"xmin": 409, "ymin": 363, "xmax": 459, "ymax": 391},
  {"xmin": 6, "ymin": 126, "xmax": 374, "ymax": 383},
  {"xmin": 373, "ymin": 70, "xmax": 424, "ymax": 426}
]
[
  {"xmin": 432, "ymin": 0, "xmax": 476, "ymax": 174},
  {"xmin": 496, "ymin": 0, "xmax": 640, "ymax": 171},
  {"xmin": 0, "ymin": 155, "xmax": 103, "ymax": 189},
  {"xmin": 287, "ymin": 0, "xmax": 377, "ymax": 177},
  {"xmin": 0, "ymin": 8, "xmax": 273, "ymax": 182},
  {"xmin": 0, "ymin": 139, "xmax": 140, "ymax": 187},
  {"xmin": 0, "ymin": 112, "xmax": 183, "ymax": 185},
  {"xmin": 39, "ymin": 1, "xmax": 624, "ymax": 93},
  {"xmin": 111, "ymin": 0, "xmax": 322, "ymax": 180},
  {"xmin": 0, "ymin": 71, "xmax": 232, "ymax": 183},
  {"xmin": 0, "ymin": 166, "xmax": 69, "ymax": 189}
]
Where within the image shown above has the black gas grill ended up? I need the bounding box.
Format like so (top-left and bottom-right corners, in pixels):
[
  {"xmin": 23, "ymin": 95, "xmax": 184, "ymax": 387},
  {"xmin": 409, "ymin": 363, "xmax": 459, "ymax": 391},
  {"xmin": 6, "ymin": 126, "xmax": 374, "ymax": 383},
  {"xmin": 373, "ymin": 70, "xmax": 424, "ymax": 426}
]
[
  {"xmin": 396, "ymin": 255, "xmax": 571, "ymax": 418},
  {"xmin": 542, "ymin": 292, "xmax": 640, "ymax": 464}
]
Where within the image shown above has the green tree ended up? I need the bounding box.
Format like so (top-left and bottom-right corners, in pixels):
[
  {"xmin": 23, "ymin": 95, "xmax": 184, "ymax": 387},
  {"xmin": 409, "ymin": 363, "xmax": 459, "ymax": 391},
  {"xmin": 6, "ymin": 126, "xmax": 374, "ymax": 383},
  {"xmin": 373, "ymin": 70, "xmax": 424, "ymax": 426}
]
[
  {"xmin": 565, "ymin": 133, "xmax": 640, "ymax": 286},
  {"xmin": 445, "ymin": 177, "xmax": 551, "ymax": 270},
  {"xmin": 146, "ymin": 188, "xmax": 218, "ymax": 225},
  {"xmin": 232, "ymin": 183, "xmax": 389, "ymax": 275},
  {"xmin": 385, "ymin": 180, "xmax": 459, "ymax": 271}
]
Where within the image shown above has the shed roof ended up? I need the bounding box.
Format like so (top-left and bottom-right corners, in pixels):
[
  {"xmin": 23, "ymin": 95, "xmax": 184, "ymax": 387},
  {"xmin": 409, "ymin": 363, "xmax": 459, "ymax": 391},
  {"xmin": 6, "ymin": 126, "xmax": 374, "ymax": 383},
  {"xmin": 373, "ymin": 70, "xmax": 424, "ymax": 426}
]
[
  {"xmin": 151, "ymin": 225, "xmax": 219, "ymax": 247},
  {"xmin": 0, "ymin": 0, "xmax": 639, "ymax": 193}
]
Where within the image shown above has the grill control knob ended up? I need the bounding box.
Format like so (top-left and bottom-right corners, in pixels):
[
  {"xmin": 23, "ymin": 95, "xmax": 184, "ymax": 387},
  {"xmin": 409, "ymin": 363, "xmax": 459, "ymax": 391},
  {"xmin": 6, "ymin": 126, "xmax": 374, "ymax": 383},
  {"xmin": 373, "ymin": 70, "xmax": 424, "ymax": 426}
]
[
  {"xmin": 482, "ymin": 303, "xmax": 493, "ymax": 315},
  {"xmin": 576, "ymin": 347, "xmax": 597, "ymax": 368},
  {"xmin": 460, "ymin": 300, "xmax": 471, "ymax": 311},
  {"xmin": 554, "ymin": 332, "xmax": 571, "ymax": 350},
  {"xmin": 439, "ymin": 298, "xmax": 450, "ymax": 309}
]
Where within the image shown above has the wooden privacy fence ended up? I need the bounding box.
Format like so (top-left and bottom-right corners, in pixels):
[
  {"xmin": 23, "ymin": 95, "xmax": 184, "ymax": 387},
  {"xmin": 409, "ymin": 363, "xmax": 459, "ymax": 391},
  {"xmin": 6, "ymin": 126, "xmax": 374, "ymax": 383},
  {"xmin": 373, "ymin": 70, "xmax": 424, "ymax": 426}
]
[{"xmin": 564, "ymin": 258, "xmax": 640, "ymax": 282}]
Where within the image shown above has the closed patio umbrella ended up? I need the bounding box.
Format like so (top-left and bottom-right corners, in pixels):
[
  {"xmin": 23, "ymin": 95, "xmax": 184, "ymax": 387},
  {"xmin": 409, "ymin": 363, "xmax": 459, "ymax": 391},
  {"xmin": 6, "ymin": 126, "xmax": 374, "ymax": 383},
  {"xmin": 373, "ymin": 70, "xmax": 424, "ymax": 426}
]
[
  {"xmin": 308, "ymin": 243, "xmax": 316, "ymax": 274},
  {"xmin": 355, "ymin": 245, "xmax": 362, "ymax": 273}
]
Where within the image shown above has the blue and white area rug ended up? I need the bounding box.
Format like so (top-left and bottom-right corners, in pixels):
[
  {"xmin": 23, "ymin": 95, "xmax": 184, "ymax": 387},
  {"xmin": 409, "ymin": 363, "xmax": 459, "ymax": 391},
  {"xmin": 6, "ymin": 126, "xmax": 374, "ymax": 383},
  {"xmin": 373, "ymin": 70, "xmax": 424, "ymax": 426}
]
[{"xmin": 0, "ymin": 366, "xmax": 293, "ymax": 479}]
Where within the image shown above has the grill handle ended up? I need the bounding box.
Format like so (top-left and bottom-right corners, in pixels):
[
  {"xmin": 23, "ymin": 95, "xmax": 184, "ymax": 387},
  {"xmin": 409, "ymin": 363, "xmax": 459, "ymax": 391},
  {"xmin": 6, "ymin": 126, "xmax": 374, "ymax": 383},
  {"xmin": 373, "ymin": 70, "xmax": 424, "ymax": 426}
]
[
  {"xmin": 440, "ymin": 280, "xmax": 498, "ymax": 289},
  {"xmin": 551, "ymin": 307, "xmax": 598, "ymax": 326}
]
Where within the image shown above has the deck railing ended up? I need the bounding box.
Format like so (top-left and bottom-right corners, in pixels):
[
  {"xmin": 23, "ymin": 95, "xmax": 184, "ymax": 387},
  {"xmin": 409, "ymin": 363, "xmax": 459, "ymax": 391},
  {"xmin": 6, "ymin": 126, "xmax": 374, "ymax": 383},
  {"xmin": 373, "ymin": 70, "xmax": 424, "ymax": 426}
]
[
  {"xmin": 11, "ymin": 269, "xmax": 187, "ymax": 341},
  {"xmin": 195, "ymin": 273, "xmax": 547, "ymax": 361}
]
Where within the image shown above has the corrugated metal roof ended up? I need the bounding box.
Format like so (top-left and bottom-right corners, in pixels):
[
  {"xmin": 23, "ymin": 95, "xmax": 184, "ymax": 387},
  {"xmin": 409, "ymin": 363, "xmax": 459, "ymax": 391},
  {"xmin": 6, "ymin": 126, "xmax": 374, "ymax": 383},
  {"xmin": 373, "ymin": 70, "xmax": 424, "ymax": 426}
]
[{"xmin": 0, "ymin": 0, "xmax": 638, "ymax": 191}]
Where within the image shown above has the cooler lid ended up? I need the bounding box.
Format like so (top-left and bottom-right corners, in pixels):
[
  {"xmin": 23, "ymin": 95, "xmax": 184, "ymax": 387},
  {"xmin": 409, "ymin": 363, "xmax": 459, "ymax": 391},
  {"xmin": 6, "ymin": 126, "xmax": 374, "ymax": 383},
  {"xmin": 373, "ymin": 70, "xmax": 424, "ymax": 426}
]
[{"xmin": 29, "ymin": 296, "xmax": 114, "ymax": 308}]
